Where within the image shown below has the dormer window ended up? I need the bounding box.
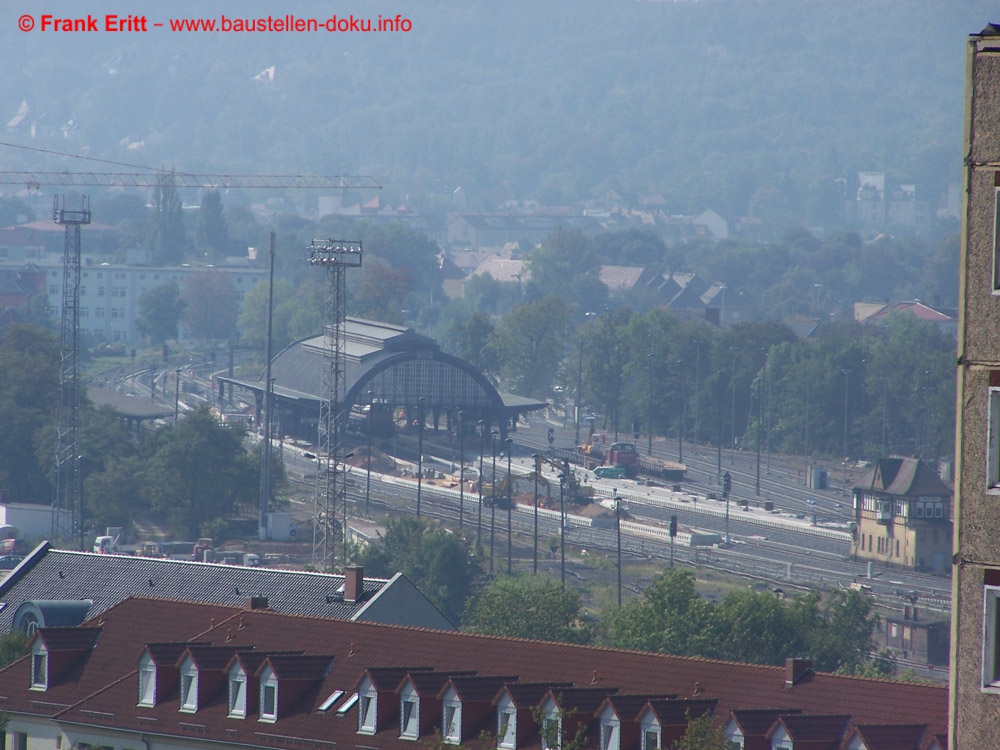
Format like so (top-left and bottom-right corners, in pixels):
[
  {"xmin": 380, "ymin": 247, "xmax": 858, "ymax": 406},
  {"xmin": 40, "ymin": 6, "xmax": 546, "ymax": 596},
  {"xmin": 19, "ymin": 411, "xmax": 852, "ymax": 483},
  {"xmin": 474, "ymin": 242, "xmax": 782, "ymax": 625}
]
[
  {"xmin": 498, "ymin": 707, "xmax": 517, "ymax": 749},
  {"xmin": 358, "ymin": 689, "xmax": 377, "ymax": 733},
  {"xmin": 30, "ymin": 648, "xmax": 47, "ymax": 690},
  {"xmin": 229, "ymin": 667, "xmax": 248, "ymax": 718},
  {"xmin": 260, "ymin": 667, "xmax": 278, "ymax": 723},
  {"xmin": 642, "ymin": 729, "xmax": 660, "ymax": 750},
  {"xmin": 443, "ymin": 700, "xmax": 462, "ymax": 744},
  {"xmin": 400, "ymin": 693, "xmax": 419, "ymax": 739},
  {"xmin": 600, "ymin": 720, "xmax": 620, "ymax": 750},
  {"xmin": 541, "ymin": 715, "xmax": 561, "ymax": 750},
  {"xmin": 179, "ymin": 658, "xmax": 198, "ymax": 712},
  {"xmin": 138, "ymin": 653, "xmax": 156, "ymax": 706}
]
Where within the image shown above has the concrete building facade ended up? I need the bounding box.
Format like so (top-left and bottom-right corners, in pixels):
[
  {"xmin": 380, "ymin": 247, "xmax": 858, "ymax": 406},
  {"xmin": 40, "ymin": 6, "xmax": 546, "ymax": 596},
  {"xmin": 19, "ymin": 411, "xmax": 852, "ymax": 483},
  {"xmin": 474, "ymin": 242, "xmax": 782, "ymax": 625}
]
[{"xmin": 950, "ymin": 22, "xmax": 1000, "ymax": 746}]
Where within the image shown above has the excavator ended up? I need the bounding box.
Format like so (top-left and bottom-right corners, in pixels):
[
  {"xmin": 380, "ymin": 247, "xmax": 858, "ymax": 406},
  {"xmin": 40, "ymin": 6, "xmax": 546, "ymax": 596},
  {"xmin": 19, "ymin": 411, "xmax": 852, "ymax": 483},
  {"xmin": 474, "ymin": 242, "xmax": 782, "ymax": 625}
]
[{"xmin": 530, "ymin": 454, "xmax": 595, "ymax": 506}]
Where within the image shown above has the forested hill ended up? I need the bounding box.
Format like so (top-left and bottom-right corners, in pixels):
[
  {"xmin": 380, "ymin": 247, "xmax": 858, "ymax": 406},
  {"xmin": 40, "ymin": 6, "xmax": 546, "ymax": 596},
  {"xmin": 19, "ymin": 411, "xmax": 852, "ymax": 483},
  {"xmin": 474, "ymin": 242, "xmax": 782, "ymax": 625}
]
[{"xmin": 0, "ymin": 0, "xmax": 994, "ymax": 215}]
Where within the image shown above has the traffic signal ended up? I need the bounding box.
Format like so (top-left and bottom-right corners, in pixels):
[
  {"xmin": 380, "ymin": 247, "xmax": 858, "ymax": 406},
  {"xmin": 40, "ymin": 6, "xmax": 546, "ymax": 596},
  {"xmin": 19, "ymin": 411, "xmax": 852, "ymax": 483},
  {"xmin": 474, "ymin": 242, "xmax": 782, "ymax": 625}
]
[
  {"xmin": 723, "ymin": 471, "xmax": 732, "ymax": 496},
  {"xmin": 669, "ymin": 515, "xmax": 678, "ymax": 538},
  {"xmin": 547, "ymin": 428, "xmax": 555, "ymax": 445}
]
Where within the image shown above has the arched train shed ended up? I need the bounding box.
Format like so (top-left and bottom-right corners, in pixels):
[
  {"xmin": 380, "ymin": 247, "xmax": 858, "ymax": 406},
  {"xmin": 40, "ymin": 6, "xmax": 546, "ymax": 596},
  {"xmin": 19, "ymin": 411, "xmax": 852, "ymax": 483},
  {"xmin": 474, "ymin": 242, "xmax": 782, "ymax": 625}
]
[{"xmin": 219, "ymin": 317, "xmax": 544, "ymax": 443}]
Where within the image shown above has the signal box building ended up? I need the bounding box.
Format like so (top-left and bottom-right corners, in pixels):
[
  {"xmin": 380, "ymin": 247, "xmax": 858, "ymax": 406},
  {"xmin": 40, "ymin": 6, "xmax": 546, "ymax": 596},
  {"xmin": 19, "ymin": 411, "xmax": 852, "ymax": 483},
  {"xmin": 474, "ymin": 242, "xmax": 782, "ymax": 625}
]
[{"xmin": 850, "ymin": 457, "xmax": 952, "ymax": 573}]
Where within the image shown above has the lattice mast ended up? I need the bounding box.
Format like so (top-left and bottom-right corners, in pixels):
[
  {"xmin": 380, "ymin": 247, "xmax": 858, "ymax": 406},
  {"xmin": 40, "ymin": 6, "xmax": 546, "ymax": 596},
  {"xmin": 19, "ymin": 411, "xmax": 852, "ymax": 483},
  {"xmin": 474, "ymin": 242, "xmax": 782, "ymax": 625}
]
[
  {"xmin": 308, "ymin": 240, "xmax": 362, "ymax": 572},
  {"xmin": 52, "ymin": 196, "xmax": 91, "ymax": 548}
]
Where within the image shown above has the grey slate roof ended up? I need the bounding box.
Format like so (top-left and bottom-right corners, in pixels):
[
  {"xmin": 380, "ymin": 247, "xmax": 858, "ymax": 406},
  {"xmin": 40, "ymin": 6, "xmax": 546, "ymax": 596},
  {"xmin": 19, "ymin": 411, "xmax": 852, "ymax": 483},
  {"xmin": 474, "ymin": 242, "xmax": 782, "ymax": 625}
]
[{"xmin": 0, "ymin": 543, "xmax": 453, "ymax": 632}]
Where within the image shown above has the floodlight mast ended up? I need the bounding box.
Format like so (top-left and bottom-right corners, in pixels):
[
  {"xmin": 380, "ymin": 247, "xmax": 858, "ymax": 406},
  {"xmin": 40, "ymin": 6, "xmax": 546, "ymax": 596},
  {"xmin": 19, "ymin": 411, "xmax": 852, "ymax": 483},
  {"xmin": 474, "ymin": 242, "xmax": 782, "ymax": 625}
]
[
  {"xmin": 10, "ymin": 164, "xmax": 380, "ymax": 552},
  {"xmin": 309, "ymin": 240, "xmax": 363, "ymax": 572}
]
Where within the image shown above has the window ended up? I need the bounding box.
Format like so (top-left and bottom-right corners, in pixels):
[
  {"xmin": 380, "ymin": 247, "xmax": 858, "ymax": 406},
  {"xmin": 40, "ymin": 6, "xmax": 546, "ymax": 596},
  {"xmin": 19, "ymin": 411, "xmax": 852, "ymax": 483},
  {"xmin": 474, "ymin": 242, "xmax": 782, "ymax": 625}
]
[
  {"xmin": 443, "ymin": 703, "xmax": 461, "ymax": 743},
  {"xmin": 400, "ymin": 697, "xmax": 419, "ymax": 738},
  {"xmin": 600, "ymin": 723, "xmax": 619, "ymax": 750},
  {"xmin": 542, "ymin": 717, "xmax": 561, "ymax": 750},
  {"xmin": 498, "ymin": 709, "xmax": 516, "ymax": 749},
  {"xmin": 643, "ymin": 729, "xmax": 659, "ymax": 750},
  {"xmin": 994, "ymin": 185, "xmax": 1000, "ymax": 290},
  {"xmin": 261, "ymin": 681, "xmax": 277, "ymax": 721},
  {"xmin": 358, "ymin": 693, "xmax": 376, "ymax": 733},
  {"xmin": 95, "ymin": 308, "xmax": 104, "ymax": 318},
  {"xmin": 138, "ymin": 655, "xmax": 156, "ymax": 706},
  {"xmin": 989, "ymin": 387, "xmax": 1000, "ymax": 491},
  {"xmin": 30, "ymin": 650, "xmax": 46, "ymax": 689},
  {"xmin": 180, "ymin": 666, "xmax": 198, "ymax": 712},
  {"xmin": 13, "ymin": 732, "xmax": 26, "ymax": 750},
  {"xmin": 982, "ymin": 585, "xmax": 1000, "ymax": 690},
  {"xmin": 229, "ymin": 673, "xmax": 246, "ymax": 717}
]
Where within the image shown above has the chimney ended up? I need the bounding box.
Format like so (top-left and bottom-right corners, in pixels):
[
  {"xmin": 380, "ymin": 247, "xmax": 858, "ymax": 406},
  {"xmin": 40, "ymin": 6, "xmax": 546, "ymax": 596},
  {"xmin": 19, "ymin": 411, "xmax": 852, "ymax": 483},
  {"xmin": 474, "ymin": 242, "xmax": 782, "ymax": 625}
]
[
  {"xmin": 245, "ymin": 596, "xmax": 269, "ymax": 610},
  {"xmin": 345, "ymin": 565, "xmax": 364, "ymax": 603},
  {"xmin": 785, "ymin": 658, "xmax": 812, "ymax": 687}
]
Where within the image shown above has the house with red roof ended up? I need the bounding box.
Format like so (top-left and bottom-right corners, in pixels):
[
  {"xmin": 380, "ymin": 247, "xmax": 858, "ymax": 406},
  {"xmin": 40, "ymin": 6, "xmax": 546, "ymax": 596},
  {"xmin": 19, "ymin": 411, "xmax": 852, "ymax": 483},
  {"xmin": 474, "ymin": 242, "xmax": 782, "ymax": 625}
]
[{"xmin": 0, "ymin": 595, "xmax": 949, "ymax": 750}]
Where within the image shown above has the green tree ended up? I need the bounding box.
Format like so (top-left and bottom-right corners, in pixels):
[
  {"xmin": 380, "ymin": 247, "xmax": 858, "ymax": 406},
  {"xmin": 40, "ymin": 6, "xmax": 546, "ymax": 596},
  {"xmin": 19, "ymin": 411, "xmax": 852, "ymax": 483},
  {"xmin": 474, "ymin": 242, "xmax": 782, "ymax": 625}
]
[
  {"xmin": 146, "ymin": 171, "xmax": 186, "ymax": 265},
  {"xmin": 0, "ymin": 631, "xmax": 28, "ymax": 668},
  {"xmin": 446, "ymin": 312, "xmax": 499, "ymax": 383},
  {"xmin": 136, "ymin": 282, "xmax": 185, "ymax": 345},
  {"xmin": 670, "ymin": 711, "xmax": 729, "ymax": 750},
  {"xmin": 808, "ymin": 589, "xmax": 880, "ymax": 673},
  {"xmin": 181, "ymin": 271, "xmax": 239, "ymax": 341},
  {"xmin": 601, "ymin": 568, "xmax": 715, "ymax": 656},
  {"xmin": 139, "ymin": 406, "xmax": 257, "ymax": 538},
  {"xmin": 464, "ymin": 574, "xmax": 591, "ymax": 644},
  {"xmin": 195, "ymin": 190, "xmax": 229, "ymax": 259},
  {"xmin": 490, "ymin": 296, "xmax": 571, "ymax": 399},
  {"xmin": 353, "ymin": 259, "xmax": 415, "ymax": 323},
  {"xmin": 359, "ymin": 516, "xmax": 479, "ymax": 624},
  {"xmin": 0, "ymin": 325, "xmax": 59, "ymax": 502}
]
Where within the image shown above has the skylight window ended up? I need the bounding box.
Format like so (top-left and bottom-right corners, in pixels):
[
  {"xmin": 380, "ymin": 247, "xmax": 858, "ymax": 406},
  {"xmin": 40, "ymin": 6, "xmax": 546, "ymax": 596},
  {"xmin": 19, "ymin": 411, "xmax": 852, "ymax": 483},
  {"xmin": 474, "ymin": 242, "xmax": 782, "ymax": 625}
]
[
  {"xmin": 319, "ymin": 689, "xmax": 345, "ymax": 712},
  {"xmin": 336, "ymin": 692, "xmax": 359, "ymax": 716}
]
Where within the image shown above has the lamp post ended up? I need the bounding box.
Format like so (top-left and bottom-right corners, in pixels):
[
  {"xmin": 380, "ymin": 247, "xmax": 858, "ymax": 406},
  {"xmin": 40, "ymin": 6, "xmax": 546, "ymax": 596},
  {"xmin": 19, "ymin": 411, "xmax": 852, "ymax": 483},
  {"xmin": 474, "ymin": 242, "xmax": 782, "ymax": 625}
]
[
  {"xmin": 506, "ymin": 437, "xmax": 513, "ymax": 575},
  {"xmin": 676, "ymin": 359, "xmax": 684, "ymax": 464},
  {"xmin": 842, "ymin": 369, "xmax": 850, "ymax": 496},
  {"xmin": 647, "ymin": 352, "xmax": 654, "ymax": 455},
  {"xmin": 755, "ymin": 375, "xmax": 762, "ymax": 496},
  {"xmin": 365, "ymin": 391, "xmax": 373, "ymax": 518},
  {"xmin": 174, "ymin": 367, "xmax": 182, "ymax": 422},
  {"xmin": 490, "ymin": 429, "xmax": 499, "ymax": 574},
  {"xmin": 576, "ymin": 339, "xmax": 584, "ymax": 447},
  {"xmin": 416, "ymin": 397, "xmax": 425, "ymax": 517},
  {"xmin": 693, "ymin": 340, "xmax": 702, "ymax": 451},
  {"xmin": 531, "ymin": 453, "xmax": 539, "ymax": 575},
  {"xmin": 716, "ymin": 371, "xmax": 725, "ymax": 483},
  {"xmin": 558, "ymin": 472, "xmax": 566, "ymax": 589},
  {"xmin": 477, "ymin": 420, "xmax": 486, "ymax": 544},
  {"xmin": 723, "ymin": 470, "xmax": 732, "ymax": 546},
  {"xmin": 730, "ymin": 347, "xmax": 737, "ymax": 462},
  {"xmin": 458, "ymin": 411, "xmax": 466, "ymax": 530},
  {"xmin": 614, "ymin": 488, "xmax": 622, "ymax": 607}
]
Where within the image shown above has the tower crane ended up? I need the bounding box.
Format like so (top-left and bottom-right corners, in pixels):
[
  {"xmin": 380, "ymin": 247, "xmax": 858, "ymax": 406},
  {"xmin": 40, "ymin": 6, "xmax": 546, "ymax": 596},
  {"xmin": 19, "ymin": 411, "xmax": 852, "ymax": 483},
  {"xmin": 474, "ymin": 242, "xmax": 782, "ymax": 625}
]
[{"xmin": 0, "ymin": 167, "xmax": 379, "ymax": 553}]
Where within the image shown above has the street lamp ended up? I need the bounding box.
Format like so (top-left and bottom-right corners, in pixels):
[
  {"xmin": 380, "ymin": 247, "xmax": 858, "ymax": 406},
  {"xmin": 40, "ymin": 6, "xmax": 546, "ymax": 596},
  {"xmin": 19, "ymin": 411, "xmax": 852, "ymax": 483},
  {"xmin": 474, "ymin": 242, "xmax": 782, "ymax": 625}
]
[
  {"xmin": 647, "ymin": 352, "xmax": 654, "ymax": 455},
  {"xmin": 723, "ymin": 470, "xmax": 732, "ymax": 546},
  {"xmin": 676, "ymin": 359, "xmax": 684, "ymax": 464},
  {"xmin": 614, "ymin": 488, "xmax": 622, "ymax": 607},
  {"xmin": 842, "ymin": 369, "xmax": 850, "ymax": 496},
  {"xmin": 477, "ymin": 420, "xmax": 486, "ymax": 543},
  {"xmin": 174, "ymin": 367, "xmax": 182, "ymax": 422},
  {"xmin": 531, "ymin": 453, "xmax": 539, "ymax": 575},
  {"xmin": 558, "ymin": 472, "xmax": 566, "ymax": 589},
  {"xmin": 458, "ymin": 411, "xmax": 466, "ymax": 530},
  {"xmin": 505, "ymin": 437, "xmax": 513, "ymax": 575},
  {"xmin": 490, "ymin": 429, "xmax": 499, "ymax": 574},
  {"xmin": 416, "ymin": 397, "xmax": 425, "ymax": 518},
  {"xmin": 365, "ymin": 391, "xmax": 373, "ymax": 518},
  {"xmin": 693, "ymin": 340, "xmax": 702, "ymax": 451}
]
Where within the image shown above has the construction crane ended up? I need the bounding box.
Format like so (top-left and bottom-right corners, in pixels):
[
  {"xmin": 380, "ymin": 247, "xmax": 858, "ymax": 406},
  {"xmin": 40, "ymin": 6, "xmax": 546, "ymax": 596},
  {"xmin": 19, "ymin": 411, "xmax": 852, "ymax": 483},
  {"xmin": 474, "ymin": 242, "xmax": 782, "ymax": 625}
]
[
  {"xmin": 0, "ymin": 171, "xmax": 381, "ymax": 190},
  {"xmin": 0, "ymin": 167, "xmax": 378, "ymax": 552}
]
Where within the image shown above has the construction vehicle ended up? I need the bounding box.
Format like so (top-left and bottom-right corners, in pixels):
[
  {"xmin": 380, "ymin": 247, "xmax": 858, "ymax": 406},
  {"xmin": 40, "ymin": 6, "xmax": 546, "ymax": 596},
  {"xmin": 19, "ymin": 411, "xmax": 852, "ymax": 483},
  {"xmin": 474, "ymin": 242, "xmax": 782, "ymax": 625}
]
[
  {"xmin": 577, "ymin": 433, "xmax": 609, "ymax": 468},
  {"xmin": 534, "ymin": 455, "xmax": 595, "ymax": 506}
]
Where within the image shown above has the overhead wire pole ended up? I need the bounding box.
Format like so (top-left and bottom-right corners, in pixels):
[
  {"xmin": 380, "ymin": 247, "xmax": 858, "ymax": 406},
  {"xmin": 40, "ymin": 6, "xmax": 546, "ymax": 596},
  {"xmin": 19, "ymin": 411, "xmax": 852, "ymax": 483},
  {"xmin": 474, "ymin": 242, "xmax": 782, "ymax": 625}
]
[
  {"xmin": 309, "ymin": 239, "xmax": 363, "ymax": 572},
  {"xmin": 259, "ymin": 232, "xmax": 276, "ymax": 541},
  {"xmin": 52, "ymin": 195, "xmax": 90, "ymax": 548}
]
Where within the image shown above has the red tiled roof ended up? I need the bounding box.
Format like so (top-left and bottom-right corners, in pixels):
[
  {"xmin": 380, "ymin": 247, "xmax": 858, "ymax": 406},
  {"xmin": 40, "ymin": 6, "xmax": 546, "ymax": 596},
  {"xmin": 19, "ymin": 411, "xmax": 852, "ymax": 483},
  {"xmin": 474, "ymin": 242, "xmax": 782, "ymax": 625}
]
[
  {"xmin": 850, "ymin": 723, "xmax": 928, "ymax": 749},
  {"xmin": 34, "ymin": 627, "xmax": 102, "ymax": 652},
  {"xmin": 0, "ymin": 597, "xmax": 948, "ymax": 750}
]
